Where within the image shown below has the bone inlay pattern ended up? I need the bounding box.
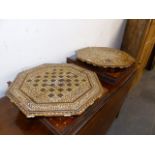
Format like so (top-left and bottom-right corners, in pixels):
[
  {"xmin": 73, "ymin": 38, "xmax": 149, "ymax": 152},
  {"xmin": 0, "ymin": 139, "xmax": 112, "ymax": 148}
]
[{"xmin": 6, "ymin": 64, "xmax": 107, "ymax": 118}]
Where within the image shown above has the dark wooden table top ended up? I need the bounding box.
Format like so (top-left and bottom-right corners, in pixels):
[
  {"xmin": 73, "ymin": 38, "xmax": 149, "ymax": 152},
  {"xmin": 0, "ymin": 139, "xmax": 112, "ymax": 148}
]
[{"xmin": 0, "ymin": 63, "xmax": 136, "ymax": 135}]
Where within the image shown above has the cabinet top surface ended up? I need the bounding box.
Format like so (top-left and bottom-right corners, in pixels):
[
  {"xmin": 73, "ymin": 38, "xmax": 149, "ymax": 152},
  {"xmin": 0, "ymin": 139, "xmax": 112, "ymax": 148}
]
[{"xmin": 0, "ymin": 63, "xmax": 136, "ymax": 135}]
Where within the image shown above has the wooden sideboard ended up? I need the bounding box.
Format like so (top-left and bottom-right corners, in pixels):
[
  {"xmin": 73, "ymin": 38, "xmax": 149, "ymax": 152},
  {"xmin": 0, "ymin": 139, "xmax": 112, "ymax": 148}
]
[
  {"xmin": 121, "ymin": 19, "xmax": 155, "ymax": 86},
  {"xmin": 0, "ymin": 62, "xmax": 136, "ymax": 135}
]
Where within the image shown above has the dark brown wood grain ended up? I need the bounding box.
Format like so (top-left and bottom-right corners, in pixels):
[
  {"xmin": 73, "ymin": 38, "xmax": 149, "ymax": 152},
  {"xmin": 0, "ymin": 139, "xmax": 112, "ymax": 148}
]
[
  {"xmin": 0, "ymin": 97, "xmax": 51, "ymax": 135},
  {"xmin": 78, "ymin": 74, "xmax": 133, "ymax": 134}
]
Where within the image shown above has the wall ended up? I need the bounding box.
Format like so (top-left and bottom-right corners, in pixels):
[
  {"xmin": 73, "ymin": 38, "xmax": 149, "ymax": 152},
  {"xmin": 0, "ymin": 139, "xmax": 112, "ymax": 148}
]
[{"xmin": 0, "ymin": 19, "xmax": 126, "ymax": 97}]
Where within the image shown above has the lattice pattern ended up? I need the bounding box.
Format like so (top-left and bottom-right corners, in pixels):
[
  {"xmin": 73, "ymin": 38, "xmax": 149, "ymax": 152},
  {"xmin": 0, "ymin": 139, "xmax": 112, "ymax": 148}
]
[{"xmin": 6, "ymin": 64, "xmax": 107, "ymax": 118}]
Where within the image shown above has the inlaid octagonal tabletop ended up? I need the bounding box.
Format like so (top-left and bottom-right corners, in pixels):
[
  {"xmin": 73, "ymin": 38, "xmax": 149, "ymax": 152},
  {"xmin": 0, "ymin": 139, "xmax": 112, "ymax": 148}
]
[
  {"xmin": 6, "ymin": 64, "xmax": 107, "ymax": 118},
  {"xmin": 77, "ymin": 47, "xmax": 135, "ymax": 69}
]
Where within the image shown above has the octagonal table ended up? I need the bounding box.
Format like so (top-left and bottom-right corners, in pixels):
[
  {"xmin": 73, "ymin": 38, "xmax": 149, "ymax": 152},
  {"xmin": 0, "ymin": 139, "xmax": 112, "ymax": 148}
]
[{"xmin": 0, "ymin": 63, "xmax": 136, "ymax": 134}]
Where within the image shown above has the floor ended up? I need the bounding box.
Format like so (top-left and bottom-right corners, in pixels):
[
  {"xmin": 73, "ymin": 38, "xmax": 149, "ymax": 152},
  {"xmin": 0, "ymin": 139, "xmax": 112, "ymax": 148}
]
[{"xmin": 107, "ymin": 68, "xmax": 155, "ymax": 135}]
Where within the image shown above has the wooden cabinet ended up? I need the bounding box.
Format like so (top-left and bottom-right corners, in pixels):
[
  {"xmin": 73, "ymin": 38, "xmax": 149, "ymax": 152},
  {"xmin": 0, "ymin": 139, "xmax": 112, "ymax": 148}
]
[
  {"xmin": 0, "ymin": 65, "xmax": 136, "ymax": 135},
  {"xmin": 121, "ymin": 19, "xmax": 155, "ymax": 86}
]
